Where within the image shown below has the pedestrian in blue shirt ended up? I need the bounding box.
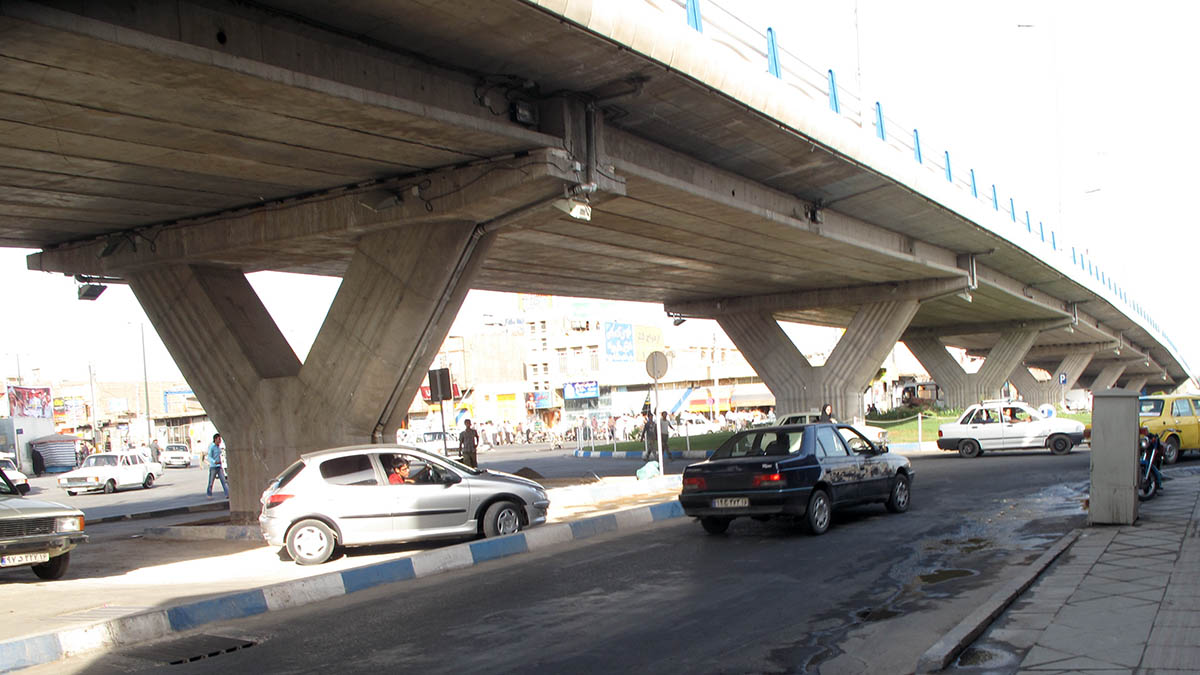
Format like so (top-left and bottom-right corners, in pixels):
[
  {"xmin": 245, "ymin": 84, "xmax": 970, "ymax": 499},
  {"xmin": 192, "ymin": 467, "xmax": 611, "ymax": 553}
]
[{"xmin": 206, "ymin": 433, "xmax": 228, "ymax": 498}]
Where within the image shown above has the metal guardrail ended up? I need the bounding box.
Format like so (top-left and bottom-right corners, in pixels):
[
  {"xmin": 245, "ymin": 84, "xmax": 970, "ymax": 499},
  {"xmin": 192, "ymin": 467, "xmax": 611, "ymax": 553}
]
[{"xmin": 644, "ymin": 0, "xmax": 1185, "ymax": 375}]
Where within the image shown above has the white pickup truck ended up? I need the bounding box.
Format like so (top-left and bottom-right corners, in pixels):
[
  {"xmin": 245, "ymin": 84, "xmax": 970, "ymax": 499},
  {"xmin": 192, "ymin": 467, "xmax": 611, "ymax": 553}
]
[{"xmin": 936, "ymin": 399, "xmax": 1085, "ymax": 458}]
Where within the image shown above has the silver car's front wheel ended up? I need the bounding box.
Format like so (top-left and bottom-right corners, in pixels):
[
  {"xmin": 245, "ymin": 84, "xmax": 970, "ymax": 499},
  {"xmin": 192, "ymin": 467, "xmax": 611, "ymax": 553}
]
[
  {"xmin": 286, "ymin": 519, "xmax": 336, "ymax": 565},
  {"xmin": 483, "ymin": 501, "xmax": 522, "ymax": 537}
]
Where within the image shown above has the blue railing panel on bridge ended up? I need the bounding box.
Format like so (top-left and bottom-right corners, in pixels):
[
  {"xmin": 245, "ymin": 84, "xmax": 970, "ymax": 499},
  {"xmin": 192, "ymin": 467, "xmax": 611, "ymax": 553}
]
[{"xmin": 645, "ymin": 0, "xmax": 1184, "ymax": 372}]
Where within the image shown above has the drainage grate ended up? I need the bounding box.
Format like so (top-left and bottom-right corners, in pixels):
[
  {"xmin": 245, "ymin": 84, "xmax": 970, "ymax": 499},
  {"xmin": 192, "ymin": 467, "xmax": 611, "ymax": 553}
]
[{"xmin": 122, "ymin": 634, "xmax": 257, "ymax": 665}]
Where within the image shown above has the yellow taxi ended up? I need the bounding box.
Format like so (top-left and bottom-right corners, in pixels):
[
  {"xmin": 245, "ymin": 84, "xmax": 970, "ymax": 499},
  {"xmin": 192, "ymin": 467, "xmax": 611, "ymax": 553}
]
[{"xmin": 1138, "ymin": 394, "xmax": 1200, "ymax": 464}]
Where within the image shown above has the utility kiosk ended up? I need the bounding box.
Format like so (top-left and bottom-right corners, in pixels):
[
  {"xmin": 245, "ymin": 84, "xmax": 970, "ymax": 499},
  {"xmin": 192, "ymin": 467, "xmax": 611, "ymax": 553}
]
[{"xmin": 1088, "ymin": 388, "xmax": 1139, "ymax": 525}]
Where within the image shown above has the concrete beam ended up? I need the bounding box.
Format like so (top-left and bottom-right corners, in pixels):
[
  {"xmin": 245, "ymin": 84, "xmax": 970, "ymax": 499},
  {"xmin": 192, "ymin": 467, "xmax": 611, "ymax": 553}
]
[
  {"xmin": 1019, "ymin": 342, "xmax": 1119, "ymax": 360},
  {"xmin": 904, "ymin": 318, "xmax": 1072, "ymax": 339},
  {"xmin": 665, "ymin": 277, "xmax": 968, "ymax": 318},
  {"xmin": 28, "ymin": 148, "xmax": 586, "ymax": 276},
  {"xmin": 718, "ymin": 299, "xmax": 918, "ymax": 419}
]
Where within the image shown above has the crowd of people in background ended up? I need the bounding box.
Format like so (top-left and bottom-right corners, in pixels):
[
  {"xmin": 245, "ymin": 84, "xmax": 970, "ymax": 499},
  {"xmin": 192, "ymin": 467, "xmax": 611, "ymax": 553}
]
[{"xmin": 458, "ymin": 407, "xmax": 776, "ymax": 449}]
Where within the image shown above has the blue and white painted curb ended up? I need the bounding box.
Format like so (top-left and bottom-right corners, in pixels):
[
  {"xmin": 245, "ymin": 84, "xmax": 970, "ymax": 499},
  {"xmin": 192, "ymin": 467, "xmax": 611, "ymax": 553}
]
[
  {"xmin": 572, "ymin": 449, "xmax": 712, "ymax": 460},
  {"xmin": 0, "ymin": 500, "xmax": 686, "ymax": 672}
]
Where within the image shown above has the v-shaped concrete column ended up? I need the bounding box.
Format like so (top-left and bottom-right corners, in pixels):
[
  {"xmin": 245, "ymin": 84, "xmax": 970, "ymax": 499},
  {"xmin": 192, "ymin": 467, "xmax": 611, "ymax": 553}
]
[
  {"xmin": 129, "ymin": 221, "xmax": 493, "ymax": 521},
  {"xmin": 906, "ymin": 330, "xmax": 1040, "ymax": 409},
  {"xmin": 718, "ymin": 300, "xmax": 919, "ymax": 420},
  {"xmin": 1008, "ymin": 353, "xmax": 1094, "ymax": 408},
  {"xmin": 1122, "ymin": 376, "xmax": 1148, "ymax": 394},
  {"xmin": 1090, "ymin": 362, "xmax": 1128, "ymax": 392}
]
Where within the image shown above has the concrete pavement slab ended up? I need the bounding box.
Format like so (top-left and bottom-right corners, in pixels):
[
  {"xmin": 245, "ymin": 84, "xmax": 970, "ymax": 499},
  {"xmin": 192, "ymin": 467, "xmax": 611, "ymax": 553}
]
[{"xmin": 943, "ymin": 471, "xmax": 1200, "ymax": 674}]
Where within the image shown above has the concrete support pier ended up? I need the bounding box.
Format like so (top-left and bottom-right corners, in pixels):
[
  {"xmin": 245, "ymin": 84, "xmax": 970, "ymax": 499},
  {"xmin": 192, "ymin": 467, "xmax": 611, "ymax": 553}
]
[
  {"xmin": 905, "ymin": 330, "xmax": 1039, "ymax": 409},
  {"xmin": 1008, "ymin": 352, "xmax": 1093, "ymax": 408},
  {"xmin": 1122, "ymin": 376, "xmax": 1148, "ymax": 394},
  {"xmin": 129, "ymin": 222, "xmax": 494, "ymax": 522},
  {"xmin": 1090, "ymin": 362, "xmax": 1128, "ymax": 392},
  {"xmin": 718, "ymin": 300, "xmax": 919, "ymax": 420}
]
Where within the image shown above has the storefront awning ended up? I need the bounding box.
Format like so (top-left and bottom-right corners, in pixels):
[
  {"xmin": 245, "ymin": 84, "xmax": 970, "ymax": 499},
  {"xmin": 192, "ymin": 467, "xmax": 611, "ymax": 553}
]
[{"xmin": 730, "ymin": 383, "xmax": 776, "ymax": 408}]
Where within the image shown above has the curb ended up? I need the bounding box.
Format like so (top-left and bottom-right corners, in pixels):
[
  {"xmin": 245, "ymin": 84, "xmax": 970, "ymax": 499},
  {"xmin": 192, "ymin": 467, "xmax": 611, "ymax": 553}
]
[
  {"xmin": 915, "ymin": 528, "xmax": 1081, "ymax": 673},
  {"xmin": 0, "ymin": 500, "xmax": 686, "ymax": 672},
  {"xmin": 572, "ymin": 449, "xmax": 712, "ymax": 460},
  {"xmin": 86, "ymin": 500, "xmax": 230, "ymax": 525}
]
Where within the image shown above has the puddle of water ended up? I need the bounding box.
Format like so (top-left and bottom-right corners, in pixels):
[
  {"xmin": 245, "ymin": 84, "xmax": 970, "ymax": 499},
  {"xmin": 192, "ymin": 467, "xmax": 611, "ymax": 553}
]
[
  {"xmin": 855, "ymin": 607, "xmax": 901, "ymax": 622},
  {"xmin": 919, "ymin": 568, "xmax": 977, "ymax": 584},
  {"xmin": 959, "ymin": 537, "xmax": 990, "ymax": 553},
  {"xmin": 956, "ymin": 646, "xmax": 998, "ymax": 666}
]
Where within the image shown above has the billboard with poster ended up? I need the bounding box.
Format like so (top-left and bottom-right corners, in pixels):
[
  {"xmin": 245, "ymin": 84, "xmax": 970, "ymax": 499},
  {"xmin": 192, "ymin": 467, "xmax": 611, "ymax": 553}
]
[{"xmin": 6, "ymin": 386, "xmax": 52, "ymax": 419}]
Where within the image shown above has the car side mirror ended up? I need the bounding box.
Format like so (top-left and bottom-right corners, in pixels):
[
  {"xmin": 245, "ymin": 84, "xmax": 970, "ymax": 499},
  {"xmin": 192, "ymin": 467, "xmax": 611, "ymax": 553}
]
[{"xmin": 442, "ymin": 472, "xmax": 462, "ymax": 485}]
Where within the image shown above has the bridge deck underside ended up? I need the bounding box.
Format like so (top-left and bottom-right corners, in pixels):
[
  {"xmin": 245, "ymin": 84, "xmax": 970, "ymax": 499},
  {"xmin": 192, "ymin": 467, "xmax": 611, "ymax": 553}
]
[{"xmin": 0, "ymin": 0, "xmax": 1182, "ymax": 386}]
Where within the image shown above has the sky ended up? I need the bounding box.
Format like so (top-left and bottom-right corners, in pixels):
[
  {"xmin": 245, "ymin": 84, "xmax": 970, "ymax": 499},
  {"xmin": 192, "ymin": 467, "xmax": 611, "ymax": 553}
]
[{"xmin": 1, "ymin": 1, "xmax": 1196, "ymax": 385}]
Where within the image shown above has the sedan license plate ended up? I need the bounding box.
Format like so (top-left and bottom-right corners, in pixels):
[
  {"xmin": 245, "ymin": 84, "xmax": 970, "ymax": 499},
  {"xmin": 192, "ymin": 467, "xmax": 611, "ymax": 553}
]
[
  {"xmin": 712, "ymin": 497, "xmax": 749, "ymax": 508},
  {"xmin": 1, "ymin": 552, "xmax": 49, "ymax": 567}
]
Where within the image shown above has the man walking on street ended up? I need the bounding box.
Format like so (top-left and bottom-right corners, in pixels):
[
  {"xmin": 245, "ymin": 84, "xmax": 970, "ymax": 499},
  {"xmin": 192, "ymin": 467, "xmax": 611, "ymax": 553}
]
[
  {"xmin": 460, "ymin": 419, "xmax": 479, "ymax": 468},
  {"xmin": 659, "ymin": 411, "xmax": 673, "ymax": 460},
  {"xmin": 206, "ymin": 433, "xmax": 228, "ymax": 499}
]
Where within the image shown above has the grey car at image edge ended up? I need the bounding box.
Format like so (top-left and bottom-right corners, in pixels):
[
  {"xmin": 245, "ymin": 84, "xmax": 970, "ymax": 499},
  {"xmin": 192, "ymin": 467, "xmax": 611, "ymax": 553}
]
[
  {"xmin": 0, "ymin": 466, "xmax": 87, "ymax": 580},
  {"xmin": 259, "ymin": 445, "xmax": 550, "ymax": 565},
  {"xmin": 679, "ymin": 423, "xmax": 913, "ymax": 535}
]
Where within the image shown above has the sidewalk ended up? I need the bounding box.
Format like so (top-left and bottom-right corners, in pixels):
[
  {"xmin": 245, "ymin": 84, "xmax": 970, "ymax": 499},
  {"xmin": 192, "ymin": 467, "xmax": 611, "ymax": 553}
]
[{"xmin": 931, "ymin": 469, "xmax": 1200, "ymax": 673}]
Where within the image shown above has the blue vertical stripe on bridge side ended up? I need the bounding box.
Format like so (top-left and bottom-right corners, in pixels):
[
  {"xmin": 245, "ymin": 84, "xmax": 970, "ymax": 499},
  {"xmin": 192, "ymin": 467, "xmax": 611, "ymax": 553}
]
[
  {"xmin": 686, "ymin": 0, "xmax": 703, "ymax": 31},
  {"xmin": 469, "ymin": 533, "xmax": 529, "ymax": 563},
  {"xmin": 0, "ymin": 633, "xmax": 61, "ymax": 673},
  {"xmin": 569, "ymin": 515, "xmax": 619, "ymax": 539},
  {"xmin": 167, "ymin": 589, "xmax": 269, "ymax": 632},
  {"xmin": 649, "ymin": 501, "xmax": 684, "ymax": 521},
  {"xmin": 341, "ymin": 557, "xmax": 417, "ymax": 593},
  {"xmin": 766, "ymin": 28, "xmax": 780, "ymax": 78}
]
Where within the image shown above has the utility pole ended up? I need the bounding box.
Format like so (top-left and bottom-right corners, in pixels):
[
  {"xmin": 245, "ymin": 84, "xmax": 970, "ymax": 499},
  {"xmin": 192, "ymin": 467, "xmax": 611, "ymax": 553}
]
[
  {"xmin": 88, "ymin": 362, "xmax": 99, "ymax": 448},
  {"xmin": 141, "ymin": 324, "xmax": 151, "ymax": 444}
]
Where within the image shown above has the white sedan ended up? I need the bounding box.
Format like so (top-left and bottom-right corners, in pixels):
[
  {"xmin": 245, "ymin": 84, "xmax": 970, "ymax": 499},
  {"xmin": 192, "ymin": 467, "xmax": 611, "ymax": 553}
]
[
  {"xmin": 0, "ymin": 457, "xmax": 30, "ymax": 494},
  {"xmin": 936, "ymin": 399, "xmax": 1085, "ymax": 457},
  {"xmin": 160, "ymin": 444, "xmax": 193, "ymax": 468},
  {"xmin": 57, "ymin": 452, "xmax": 163, "ymax": 495}
]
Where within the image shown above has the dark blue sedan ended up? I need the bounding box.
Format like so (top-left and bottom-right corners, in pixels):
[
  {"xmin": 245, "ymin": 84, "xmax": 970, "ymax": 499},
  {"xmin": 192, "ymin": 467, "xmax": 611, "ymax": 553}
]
[{"xmin": 678, "ymin": 423, "xmax": 913, "ymax": 535}]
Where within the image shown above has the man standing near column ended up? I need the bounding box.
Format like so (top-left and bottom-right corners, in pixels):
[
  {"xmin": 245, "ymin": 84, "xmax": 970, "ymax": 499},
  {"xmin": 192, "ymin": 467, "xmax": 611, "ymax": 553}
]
[
  {"xmin": 459, "ymin": 419, "xmax": 479, "ymax": 468},
  {"xmin": 205, "ymin": 433, "xmax": 228, "ymax": 499}
]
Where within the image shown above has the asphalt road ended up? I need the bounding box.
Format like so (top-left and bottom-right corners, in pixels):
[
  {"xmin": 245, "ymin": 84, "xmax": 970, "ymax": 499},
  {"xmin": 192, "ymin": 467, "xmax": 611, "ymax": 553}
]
[
  {"xmin": 49, "ymin": 450, "xmax": 1095, "ymax": 674},
  {"xmin": 23, "ymin": 464, "xmax": 224, "ymax": 522},
  {"xmin": 20, "ymin": 443, "xmax": 689, "ymax": 522}
]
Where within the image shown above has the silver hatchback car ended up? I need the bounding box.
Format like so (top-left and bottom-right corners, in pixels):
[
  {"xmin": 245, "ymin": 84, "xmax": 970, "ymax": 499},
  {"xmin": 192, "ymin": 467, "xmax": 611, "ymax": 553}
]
[{"xmin": 259, "ymin": 445, "xmax": 550, "ymax": 565}]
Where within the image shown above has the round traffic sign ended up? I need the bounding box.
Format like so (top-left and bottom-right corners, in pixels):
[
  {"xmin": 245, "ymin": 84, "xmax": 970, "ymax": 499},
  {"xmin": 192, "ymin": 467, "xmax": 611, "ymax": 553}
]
[{"xmin": 646, "ymin": 350, "xmax": 668, "ymax": 379}]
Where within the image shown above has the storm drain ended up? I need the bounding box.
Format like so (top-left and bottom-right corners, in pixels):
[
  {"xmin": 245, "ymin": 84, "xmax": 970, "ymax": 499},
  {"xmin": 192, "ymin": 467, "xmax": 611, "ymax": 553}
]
[{"xmin": 122, "ymin": 634, "xmax": 257, "ymax": 665}]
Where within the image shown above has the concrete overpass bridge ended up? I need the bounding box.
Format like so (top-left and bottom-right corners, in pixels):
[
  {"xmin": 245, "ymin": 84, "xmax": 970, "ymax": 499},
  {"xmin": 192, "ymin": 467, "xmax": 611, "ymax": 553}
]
[{"xmin": 1, "ymin": 0, "xmax": 1190, "ymax": 519}]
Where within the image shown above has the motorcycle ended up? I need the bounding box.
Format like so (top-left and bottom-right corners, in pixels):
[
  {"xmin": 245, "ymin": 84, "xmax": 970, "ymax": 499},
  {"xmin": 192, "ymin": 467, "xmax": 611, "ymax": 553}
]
[{"xmin": 1138, "ymin": 427, "xmax": 1166, "ymax": 501}]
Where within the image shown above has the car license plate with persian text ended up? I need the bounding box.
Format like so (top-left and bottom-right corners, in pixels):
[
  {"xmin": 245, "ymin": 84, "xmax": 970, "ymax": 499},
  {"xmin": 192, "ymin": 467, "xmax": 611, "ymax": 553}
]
[
  {"xmin": 712, "ymin": 497, "xmax": 749, "ymax": 508},
  {"xmin": 1, "ymin": 552, "xmax": 49, "ymax": 567}
]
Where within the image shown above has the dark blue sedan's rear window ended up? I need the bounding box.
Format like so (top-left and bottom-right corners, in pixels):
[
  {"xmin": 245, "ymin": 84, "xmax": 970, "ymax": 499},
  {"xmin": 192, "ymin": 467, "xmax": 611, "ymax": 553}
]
[{"xmin": 711, "ymin": 430, "xmax": 803, "ymax": 459}]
